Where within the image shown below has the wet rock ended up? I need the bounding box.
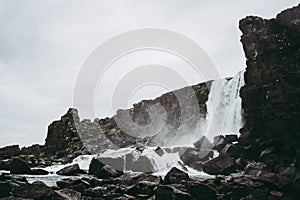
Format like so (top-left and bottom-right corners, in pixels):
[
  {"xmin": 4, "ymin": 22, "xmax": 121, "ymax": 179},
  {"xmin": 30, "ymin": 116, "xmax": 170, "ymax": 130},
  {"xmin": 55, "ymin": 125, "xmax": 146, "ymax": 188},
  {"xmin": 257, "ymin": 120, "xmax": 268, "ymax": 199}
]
[
  {"xmin": 125, "ymin": 154, "xmax": 154, "ymax": 172},
  {"xmin": 57, "ymin": 164, "xmax": 85, "ymax": 176},
  {"xmin": 224, "ymin": 134, "xmax": 238, "ymax": 143},
  {"xmin": 189, "ymin": 162, "xmax": 204, "ymax": 171},
  {"xmin": 186, "ymin": 182, "xmax": 217, "ymax": 200},
  {"xmin": 212, "ymin": 135, "xmax": 227, "ymax": 151},
  {"xmin": 98, "ymin": 156, "xmax": 124, "ymax": 171},
  {"xmin": 193, "ymin": 136, "xmax": 213, "ymax": 149},
  {"xmin": 203, "ymin": 153, "xmax": 235, "ymax": 175},
  {"xmin": 180, "ymin": 148, "xmax": 213, "ymax": 167},
  {"xmin": 154, "ymin": 147, "xmax": 164, "ymax": 157},
  {"xmin": 97, "ymin": 165, "xmax": 120, "ymax": 179},
  {"xmin": 164, "ymin": 167, "xmax": 189, "ymax": 184},
  {"xmin": 10, "ymin": 158, "xmax": 32, "ymax": 175},
  {"xmin": 220, "ymin": 144, "xmax": 240, "ymax": 157},
  {"xmin": 88, "ymin": 158, "xmax": 105, "ymax": 175}
]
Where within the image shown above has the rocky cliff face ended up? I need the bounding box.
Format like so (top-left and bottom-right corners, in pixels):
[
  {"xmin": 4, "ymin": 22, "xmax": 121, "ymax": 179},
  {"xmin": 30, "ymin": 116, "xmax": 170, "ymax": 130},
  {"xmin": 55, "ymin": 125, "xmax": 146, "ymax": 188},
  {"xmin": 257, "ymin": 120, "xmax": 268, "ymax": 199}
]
[
  {"xmin": 42, "ymin": 81, "xmax": 211, "ymax": 156},
  {"xmin": 239, "ymin": 4, "xmax": 300, "ymax": 165}
]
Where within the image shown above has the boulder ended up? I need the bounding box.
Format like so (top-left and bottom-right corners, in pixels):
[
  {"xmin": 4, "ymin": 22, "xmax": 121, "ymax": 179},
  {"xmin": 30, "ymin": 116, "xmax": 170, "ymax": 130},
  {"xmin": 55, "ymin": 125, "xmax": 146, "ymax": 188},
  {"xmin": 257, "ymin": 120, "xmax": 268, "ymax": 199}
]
[
  {"xmin": 179, "ymin": 147, "xmax": 213, "ymax": 166},
  {"xmin": 11, "ymin": 181, "xmax": 64, "ymax": 199},
  {"xmin": 57, "ymin": 164, "xmax": 85, "ymax": 176},
  {"xmin": 186, "ymin": 182, "xmax": 217, "ymax": 200},
  {"xmin": 164, "ymin": 167, "xmax": 189, "ymax": 184},
  {"xmin": 203, "ymin": 153, "xmax": 235, "ymax": 175},
  {"xmin": 126, "ymin": 180, "xmax": 158, "ymax": 196},
  {"xmin": 84, "ymin": 186, "xmax": 103, "ymax": 197},
  {"xmin": 10, "ymin": 158, "xmax": 32, "ymax": 175},
  {"xmin": 212, "ymin": 135, "xmax": 227, "ymax": 151},
  {"xmin": 155, "ymin": 185, "xmax": 192, "ymax": 200},
  {"xmin": 220, "ymin": 144, "xmax": 240, "ymax": 157},
  {"xmin": 154, "ymin": 147, "xmax": 164, "ymax": 157},
  {"xmin": 98, "ymin": 156, "xmax": 124, "ymax": 171},
  {"xmin": 56, "ymin": 178, "xmax": 91, "ymax": 193},
  {"xmin": 193, "ymin": 136, "xmax": 213, "ymax": 149},
  {"xmin": 125, "ymin": 154, "xmax": 154, "ymax": 172},
  {"xmin": 97, "ymin": 165, "xmax": 120, "ymax": 179},
  {"xmin": 88, "ymin": 158, "xmax": 105, "ymax": 175}
]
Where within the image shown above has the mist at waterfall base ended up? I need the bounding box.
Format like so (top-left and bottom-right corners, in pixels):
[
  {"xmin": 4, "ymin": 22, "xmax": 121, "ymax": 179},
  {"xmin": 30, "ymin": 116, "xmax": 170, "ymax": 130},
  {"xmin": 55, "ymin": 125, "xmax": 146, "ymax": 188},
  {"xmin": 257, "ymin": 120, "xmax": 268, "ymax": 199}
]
[{"xmin": 0, "ymin": 71, "xmax": 244, "ymax": 185}]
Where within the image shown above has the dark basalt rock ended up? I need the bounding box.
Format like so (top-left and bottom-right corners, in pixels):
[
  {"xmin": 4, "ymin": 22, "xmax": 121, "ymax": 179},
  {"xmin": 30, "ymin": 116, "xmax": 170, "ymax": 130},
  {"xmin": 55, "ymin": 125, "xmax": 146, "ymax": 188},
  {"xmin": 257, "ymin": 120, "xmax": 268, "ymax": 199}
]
[
  {"xmin": 88, "ymin": 158, "xmax": 105, "ymax": 175},
  {"xmin": 203, "ymin": 153, "xmax": 235, "ymax": 175},
  {"xmin": 186, "ymin": 182, "xmax": 217, "ymax": 200},
  {"xmin": 11, "ymin": 181, "xmax": 64, "ymax": 200},
  {"xmin": 212, "ymin": 135, "xmax": 228, "ymax": 152},
  {"xmin": 10, "ymin": 158, "xmax": 32, "ymax": 175},
  {"xmin": 193, "ymin": 136, "xmax": 213, "ymax": 149},
  {"xmin": 179, "ymin": 147, "xmax": 213, "ymax": 167},
  {"xmin": 57, "ymin": 164, "xmax": 85, "ymax": 176},
  {"xmin": 164, "ymin": 167, "xmax": 189, "ymax": 184},
  {"xmin": 96, "ymin": 165, "xmax": 121, "ymax": 179},
  {"xmin": 154, "ymin": 146, "xmax": 164, "ymax": 157},
  {"xmin": 239, "ymin": 4, "xmax": 300, "ymax": 169}
]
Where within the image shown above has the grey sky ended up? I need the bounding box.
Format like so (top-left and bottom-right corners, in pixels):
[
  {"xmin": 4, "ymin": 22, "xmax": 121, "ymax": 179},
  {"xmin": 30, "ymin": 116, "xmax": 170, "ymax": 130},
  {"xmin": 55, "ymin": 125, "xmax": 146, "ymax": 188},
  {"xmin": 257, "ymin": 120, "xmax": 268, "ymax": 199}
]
[{"xmin": 0, "ymin": 0, "xmax": 299, "ymax": 147}]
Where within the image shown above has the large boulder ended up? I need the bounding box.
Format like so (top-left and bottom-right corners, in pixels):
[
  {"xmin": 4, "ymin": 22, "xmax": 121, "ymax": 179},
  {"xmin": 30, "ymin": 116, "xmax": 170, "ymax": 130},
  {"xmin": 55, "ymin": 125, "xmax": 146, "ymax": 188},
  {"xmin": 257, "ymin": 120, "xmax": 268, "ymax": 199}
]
[
  {"xmin": 212, "ymin": 135, "xmax": 228, "ymax": 152},
  {"xmin": 88, "ymin": 158, "xmax": 105, "ymax": 175},
  {"xmin": 203, "ymin": 153, "xmax": 235, "ymax": 175},
  {"xmin": 164, "ymin": 167, "xmax": 189, "ymax": 184},
  {"xmin": 96, "ymin": 165, "xmax": 120, "ymax": 179},
  {"xmin": 57, "ymin": 164, "xmax": 85, "ymax": 176},
  {"xmin": 193, "ymin": 136, "xmax": 213, "ymax": 149},
  {"xmin": 179, "ymin": 147, "xmax": 213, "ymax": 166},
  {"xmin": 10, "ymin": 158, "xmax": 32, "ymax": 175}
]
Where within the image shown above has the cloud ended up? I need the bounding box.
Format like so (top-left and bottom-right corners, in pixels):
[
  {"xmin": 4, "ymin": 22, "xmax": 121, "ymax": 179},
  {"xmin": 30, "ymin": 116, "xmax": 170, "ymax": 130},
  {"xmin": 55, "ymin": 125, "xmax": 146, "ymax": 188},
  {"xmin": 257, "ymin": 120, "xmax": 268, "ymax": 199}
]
[{"xmin": 0, "ymin": 0, "xmax": 299, "ymax": 147}]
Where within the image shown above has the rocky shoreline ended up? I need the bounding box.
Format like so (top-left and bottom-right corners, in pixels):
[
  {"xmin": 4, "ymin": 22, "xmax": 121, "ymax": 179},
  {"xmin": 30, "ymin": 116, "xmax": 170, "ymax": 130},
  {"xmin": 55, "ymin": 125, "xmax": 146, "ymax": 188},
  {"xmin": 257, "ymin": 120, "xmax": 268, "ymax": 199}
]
[{"xmin": 0, "ymin": 4, "xmax": 300, "ymax": 200}]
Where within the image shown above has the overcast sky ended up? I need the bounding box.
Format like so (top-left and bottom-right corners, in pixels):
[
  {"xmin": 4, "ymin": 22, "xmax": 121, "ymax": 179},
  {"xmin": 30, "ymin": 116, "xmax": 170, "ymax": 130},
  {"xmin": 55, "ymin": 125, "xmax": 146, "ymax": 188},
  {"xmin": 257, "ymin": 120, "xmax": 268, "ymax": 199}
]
[{"xmin": 0, "ymin": 0, "xmax": 299, "ymax": 147}]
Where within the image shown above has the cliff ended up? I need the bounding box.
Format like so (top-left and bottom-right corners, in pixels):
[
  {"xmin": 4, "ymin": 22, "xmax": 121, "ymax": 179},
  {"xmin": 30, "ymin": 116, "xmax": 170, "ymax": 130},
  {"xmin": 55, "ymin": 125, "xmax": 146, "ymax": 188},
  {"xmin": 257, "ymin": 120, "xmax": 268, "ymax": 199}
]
[{"xmin": 239, "ymin": 4, "xmax": 300, "ymax": 167}]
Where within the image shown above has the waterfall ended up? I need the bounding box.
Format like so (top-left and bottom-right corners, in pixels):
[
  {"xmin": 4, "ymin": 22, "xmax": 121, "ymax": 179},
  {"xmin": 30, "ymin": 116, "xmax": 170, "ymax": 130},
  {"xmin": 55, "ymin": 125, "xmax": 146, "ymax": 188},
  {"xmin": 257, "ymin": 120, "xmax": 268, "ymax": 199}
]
[{"xmin": 204, "ymin": 70, "xmax": 245, "ymax": 141}]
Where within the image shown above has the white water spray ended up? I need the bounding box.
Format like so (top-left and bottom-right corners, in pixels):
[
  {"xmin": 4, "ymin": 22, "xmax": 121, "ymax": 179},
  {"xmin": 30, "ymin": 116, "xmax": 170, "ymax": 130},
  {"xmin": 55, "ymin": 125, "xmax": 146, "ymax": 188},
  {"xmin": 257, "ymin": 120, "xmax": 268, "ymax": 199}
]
[{"xmin": 204, "ymin": 70, "xmax": 245, "ymax": 141}]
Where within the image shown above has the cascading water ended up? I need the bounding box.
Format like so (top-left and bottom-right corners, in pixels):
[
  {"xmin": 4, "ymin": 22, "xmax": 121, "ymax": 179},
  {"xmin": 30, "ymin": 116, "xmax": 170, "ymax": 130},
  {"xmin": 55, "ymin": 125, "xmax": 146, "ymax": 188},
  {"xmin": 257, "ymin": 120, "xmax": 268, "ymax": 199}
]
[{"xmin": 203, "ymin": 70, "xmax": 245, "ymax": 141}]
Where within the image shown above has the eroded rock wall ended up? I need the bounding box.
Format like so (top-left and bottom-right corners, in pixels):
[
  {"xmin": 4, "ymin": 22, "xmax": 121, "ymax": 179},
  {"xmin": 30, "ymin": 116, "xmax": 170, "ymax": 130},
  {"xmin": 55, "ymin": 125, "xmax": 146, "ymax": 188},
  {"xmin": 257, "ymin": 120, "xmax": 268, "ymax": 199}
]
[{"xmin": 239, "ymin": 4, "xmax": 300, "ymax": 163}]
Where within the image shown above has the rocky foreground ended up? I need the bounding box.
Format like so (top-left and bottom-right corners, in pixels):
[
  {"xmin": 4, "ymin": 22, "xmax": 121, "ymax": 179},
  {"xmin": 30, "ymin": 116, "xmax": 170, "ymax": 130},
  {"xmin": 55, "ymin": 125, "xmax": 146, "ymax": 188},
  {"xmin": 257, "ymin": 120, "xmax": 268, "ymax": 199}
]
[{"xmin": 0, "ymin": 4, "xmax": 300, "ymax": 200}]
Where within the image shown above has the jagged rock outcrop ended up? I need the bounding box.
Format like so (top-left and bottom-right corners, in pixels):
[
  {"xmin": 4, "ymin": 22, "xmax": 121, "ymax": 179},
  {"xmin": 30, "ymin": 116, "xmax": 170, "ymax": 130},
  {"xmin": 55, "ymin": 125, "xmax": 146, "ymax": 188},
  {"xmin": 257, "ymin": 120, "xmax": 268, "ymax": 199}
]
[{"xmin": 239, "ymin": 4, "xmax": 300, "ymax": 167}]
